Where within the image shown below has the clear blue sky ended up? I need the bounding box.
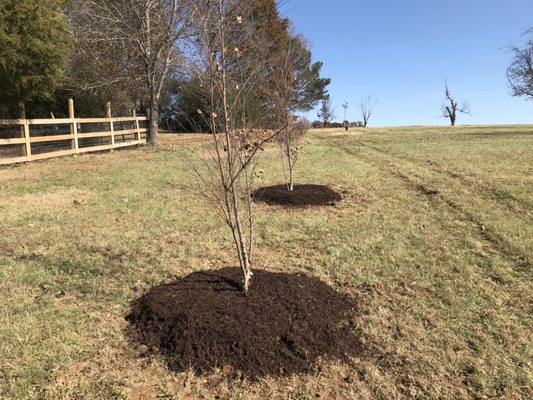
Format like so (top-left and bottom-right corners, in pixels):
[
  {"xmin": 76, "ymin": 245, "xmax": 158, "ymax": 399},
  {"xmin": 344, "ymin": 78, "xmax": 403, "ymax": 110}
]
[{"xmin": 280, "ymin": 0, "xmax": 533, "ymax": 126}]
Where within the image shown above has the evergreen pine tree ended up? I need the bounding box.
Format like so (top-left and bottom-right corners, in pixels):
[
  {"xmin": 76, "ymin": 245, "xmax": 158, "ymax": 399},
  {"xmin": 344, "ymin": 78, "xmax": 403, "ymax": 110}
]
[{"xmin": 0, "ymin": 0, "xmax": 71, "ymax": 117}]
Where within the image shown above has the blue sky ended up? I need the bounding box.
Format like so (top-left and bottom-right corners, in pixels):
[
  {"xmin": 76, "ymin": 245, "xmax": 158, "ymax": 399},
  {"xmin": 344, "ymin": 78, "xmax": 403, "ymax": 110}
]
[{"xmin": 281, "ymin": 0, "xmax": 533, "ymax": 126}]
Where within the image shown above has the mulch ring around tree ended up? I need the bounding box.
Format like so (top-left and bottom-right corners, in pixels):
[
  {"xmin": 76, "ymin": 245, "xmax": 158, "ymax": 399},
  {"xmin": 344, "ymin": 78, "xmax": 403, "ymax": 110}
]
[
  {"xmin": 126, "ymin": 268, "xmax": 360, "ymax": 380},
  {"xmin": 252, "ymin": 184, "xmax": 343, "ymax": 207}
]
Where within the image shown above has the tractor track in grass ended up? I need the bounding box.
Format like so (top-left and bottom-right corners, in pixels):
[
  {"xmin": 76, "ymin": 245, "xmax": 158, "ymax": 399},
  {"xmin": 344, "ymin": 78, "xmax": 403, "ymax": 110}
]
[
  {"xmin": 363, "ymin": 143, "xmax": 533, "ymax": 214},
  {"xmin": 324, "ymin": 138, "xmax": 532, "ymax": 271}
]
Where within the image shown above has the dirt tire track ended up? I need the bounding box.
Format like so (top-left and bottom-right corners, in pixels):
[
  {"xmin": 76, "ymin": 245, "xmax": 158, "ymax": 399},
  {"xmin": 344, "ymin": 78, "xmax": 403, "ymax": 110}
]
[
  {"xmin": 324, "ymin": 138, "xmax": 532, "ymax": 271},
  {"xmin": 364, "ymin": 143, "xmax": 533, "ymax": 214}
]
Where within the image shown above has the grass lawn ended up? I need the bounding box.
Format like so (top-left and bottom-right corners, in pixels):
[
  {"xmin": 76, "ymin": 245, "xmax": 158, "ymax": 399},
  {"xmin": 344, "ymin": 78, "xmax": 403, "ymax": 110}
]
[{"xmin": 0, "ymin": 126, "xmax": 532, "ymax": 399}]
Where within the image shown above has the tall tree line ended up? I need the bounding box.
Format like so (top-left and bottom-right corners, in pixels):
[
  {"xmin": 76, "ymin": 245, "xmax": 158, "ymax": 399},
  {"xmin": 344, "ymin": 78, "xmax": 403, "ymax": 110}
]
[{"xmin": 0, "ymin": 0, "xmax": 330, "ymax": 148}]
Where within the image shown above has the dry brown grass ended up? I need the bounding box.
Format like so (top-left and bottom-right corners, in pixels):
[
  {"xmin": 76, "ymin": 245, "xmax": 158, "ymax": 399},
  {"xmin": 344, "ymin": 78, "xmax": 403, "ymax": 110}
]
[{"xmin": 1, "ymin": 126, "xmax": 532, "ymax": 399}]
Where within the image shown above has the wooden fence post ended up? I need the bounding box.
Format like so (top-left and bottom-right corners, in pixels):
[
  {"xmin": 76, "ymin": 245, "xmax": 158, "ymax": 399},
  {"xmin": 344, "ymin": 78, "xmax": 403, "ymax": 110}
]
[
  {"xmin": 23, "ymin": 120, "xmax": 31, "ymax": 159},
  {"xmin": 69, "ymin": 99, "xmax": 79, "ymax": 154},
  {"xmin": 133, "ymin": 109, "xmax": 141, "ymax": 142},
  {"xmin": 107, "ymin": 102, "xmax": 115, "ymax": 151}
]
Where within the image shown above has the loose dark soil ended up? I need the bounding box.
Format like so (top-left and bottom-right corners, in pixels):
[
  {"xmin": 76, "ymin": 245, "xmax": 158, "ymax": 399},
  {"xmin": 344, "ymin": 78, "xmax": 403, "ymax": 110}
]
[
  {"xmin": 126, "ymin": 268, "xmax": 360, "ymax": 379},
  {"xmin": 252, "ymin": 184, "xmax": 343, "ymax": 207}
]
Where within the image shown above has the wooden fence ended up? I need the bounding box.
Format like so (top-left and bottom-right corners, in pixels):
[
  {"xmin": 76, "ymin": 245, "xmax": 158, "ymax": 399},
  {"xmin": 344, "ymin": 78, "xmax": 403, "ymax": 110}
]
[{"xmin": 0, "ymin": 99, "xmax": 149, "ymax": 166}]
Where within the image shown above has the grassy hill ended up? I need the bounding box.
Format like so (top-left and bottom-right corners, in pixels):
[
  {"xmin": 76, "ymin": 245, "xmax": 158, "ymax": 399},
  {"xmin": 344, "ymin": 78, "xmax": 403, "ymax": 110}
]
[{"xmin": 0, "ymin": 125, "xmax": 531, "ymax": 399}]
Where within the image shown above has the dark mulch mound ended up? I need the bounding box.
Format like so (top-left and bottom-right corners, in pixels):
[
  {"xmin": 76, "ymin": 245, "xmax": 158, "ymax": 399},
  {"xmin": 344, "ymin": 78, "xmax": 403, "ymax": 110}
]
[
  {"xmin": 126, "ymin": 268, "xmax": 360, "ymax": 379},
  {"xmin": 252, "ymin": 184, "xmax": 343, "ymax": 207}
]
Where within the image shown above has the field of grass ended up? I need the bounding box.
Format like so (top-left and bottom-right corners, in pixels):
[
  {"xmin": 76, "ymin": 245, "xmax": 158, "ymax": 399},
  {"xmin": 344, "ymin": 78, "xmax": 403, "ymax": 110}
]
[{"xmin": 0, "ymin": 125, "xmax": 532, "ymax": 399}]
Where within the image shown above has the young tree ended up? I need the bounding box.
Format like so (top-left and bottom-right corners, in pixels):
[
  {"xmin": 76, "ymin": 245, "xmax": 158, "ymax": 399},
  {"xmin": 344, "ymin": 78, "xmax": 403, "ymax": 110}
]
[
  {"xmin": 68, "ymin": 0, "xmax": 192, "ymax": 147},
  {"xmin": 360, "ymin": 95, "xmax": 376, "ymax": 128},
  {"xmin": 317, "ymin": 96, "xmax": 334, "ymax": 128},
  {"xmin": 507, "ymin": 29, "xmax": 533, "ymax": 100},
  {"xmin": 189, "ymin": 0, "xmax": 287, "ymax": 293},
  {"xmin": 263, "ymin": 27, "xmax": 324, "ymax": 191},
  {"xmin": 276, "ymin": 117, "xmax": 310, "ymax": 191},
  {"xmin": 441, "ymin": 81, "xmax": 471, "ymax": 126},
  {"xmin": 0, "ymin": 0, "xmax": 71, "ymax": 118}
]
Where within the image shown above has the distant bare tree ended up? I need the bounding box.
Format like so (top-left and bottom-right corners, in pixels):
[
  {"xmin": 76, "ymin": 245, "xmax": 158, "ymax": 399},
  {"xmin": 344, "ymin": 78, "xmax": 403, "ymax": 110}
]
[
  {"xmin": 69, "ymin": 0, "xmax": 192, "ymax": 147},
  {"xmin": 360, "ymin": 95, "xmax": 376, "ymax": 128},
  {"xmin": 441, "ymin": 81, "xmax": 471, "ymax": 126},
  {"xmin": 507, "ymin": 29, "xmax": 533, "ymax": 100},
  {"xmin": 317, "ymin": 96, "xmax": 334, "ymax": 128}
]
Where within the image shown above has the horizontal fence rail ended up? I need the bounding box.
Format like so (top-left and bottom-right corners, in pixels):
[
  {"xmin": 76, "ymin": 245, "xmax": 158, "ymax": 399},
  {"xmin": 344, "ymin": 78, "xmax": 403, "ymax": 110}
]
[{"xmin": 0, "ymin": 100, "xmax": 149, "ymax": 166}]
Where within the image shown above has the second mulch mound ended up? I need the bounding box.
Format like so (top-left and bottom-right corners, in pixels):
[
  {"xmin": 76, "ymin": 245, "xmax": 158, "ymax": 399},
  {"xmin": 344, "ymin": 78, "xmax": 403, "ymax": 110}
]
[
  {"xmin": 253, "ymin": 184, "xmax": 342, "ymax": 207},
  {"xmin": 126, "ymin": 268, "xmax": 360, "ymax": 379}
]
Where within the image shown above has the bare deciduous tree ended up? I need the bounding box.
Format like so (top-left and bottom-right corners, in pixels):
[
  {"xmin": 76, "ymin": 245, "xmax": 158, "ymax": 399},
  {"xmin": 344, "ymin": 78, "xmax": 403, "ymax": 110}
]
[
  {"xmin": 441, "ymin": 81, "xmax": 471, "ymax": 126},
  {"xmin": 507, "ymin": 29, "xmax": 533, "ymax": 100},
  {"xmin": 265, "ymin": 30, "xmax": 313, "ymax": 191},
  {"xmin": 360, "ymin": 95, "xmax": 376, "ymax": 128},
  {"xmin": 188, "ymin": 0, "xmax": 286, "ymax": 294},
  {"xmin": 317, "ymin": 96, "xmax": 334, "ymax": 128},
  {"xmin": 276, "ymin": 116, "xmax": 310, "ymax": 191},
  {"xmin": 69, "ymin": 0, "xmax": 192, "ymax": 147}
]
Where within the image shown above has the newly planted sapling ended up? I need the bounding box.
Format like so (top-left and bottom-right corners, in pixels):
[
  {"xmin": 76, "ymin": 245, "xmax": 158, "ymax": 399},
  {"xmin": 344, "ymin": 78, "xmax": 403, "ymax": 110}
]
[
  {"xmin": 188, "ymin": 0, "xmax": 286, "ymax": 293},
  {"xmin": 276, "ymin": 116, "xmax": 310, "ymax": 191}
]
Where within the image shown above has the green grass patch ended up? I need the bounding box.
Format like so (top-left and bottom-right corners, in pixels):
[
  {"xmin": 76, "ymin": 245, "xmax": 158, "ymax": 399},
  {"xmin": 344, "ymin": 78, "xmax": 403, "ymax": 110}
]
[{"xmin": 0, "ymin": 126, "xmax": 532, "ymax": 399}]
